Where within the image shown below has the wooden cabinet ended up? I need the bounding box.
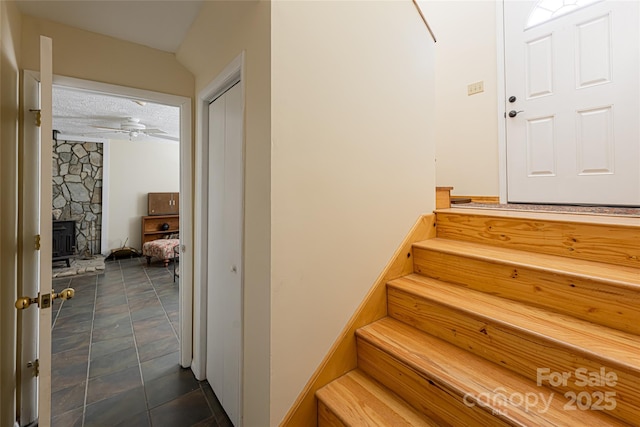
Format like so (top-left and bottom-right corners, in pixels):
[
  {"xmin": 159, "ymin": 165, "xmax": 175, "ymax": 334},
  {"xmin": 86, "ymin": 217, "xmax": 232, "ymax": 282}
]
[
  {"xmin": 141, "ymin": 214, "xmax": 179, "ymax": 246},
  {"xmin": 148, "ymin": 192, "xmax": 179, "ymax": 215}
]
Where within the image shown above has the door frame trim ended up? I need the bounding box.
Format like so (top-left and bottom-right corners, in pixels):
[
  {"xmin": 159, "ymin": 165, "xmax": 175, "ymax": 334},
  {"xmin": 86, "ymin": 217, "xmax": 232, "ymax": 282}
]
[
  {"xmin": 496, "ymin": 1, "xmax": 508, "ymax": 203},
  {"xmin": 43, "ymin": 74, "xmax": 194, "ymax": 367},
  {"xmin": 192, "ymin": 52, "xmax": 245, "ymax": 392}
]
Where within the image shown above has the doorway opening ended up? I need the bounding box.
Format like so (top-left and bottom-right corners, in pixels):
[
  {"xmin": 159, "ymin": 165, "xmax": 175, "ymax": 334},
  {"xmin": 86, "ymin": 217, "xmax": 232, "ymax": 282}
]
[{"xmin": 17, "ymin": 73, "xmax": 194, "ymax": 426}]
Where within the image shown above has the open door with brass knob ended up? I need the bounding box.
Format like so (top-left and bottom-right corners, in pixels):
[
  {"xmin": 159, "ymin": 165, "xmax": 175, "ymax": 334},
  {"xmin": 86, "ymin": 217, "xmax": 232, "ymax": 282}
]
[{"xmin": 15, "ymin": 36, "xmax": 61, "ymax": 427}]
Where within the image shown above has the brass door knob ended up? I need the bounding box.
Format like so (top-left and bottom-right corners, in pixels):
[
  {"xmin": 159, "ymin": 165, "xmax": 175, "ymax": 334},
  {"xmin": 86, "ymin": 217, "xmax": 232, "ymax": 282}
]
[
  {"xmin": 15, "ymin": 287, "xmax": 75, "ymax": 310},
  {"xmin": 15, "ymin": 296, "xmax": 38, "ymax": 310},
  {"xmin": 53, "ymin": 288, "xmax": 75, "ymax": 301}
]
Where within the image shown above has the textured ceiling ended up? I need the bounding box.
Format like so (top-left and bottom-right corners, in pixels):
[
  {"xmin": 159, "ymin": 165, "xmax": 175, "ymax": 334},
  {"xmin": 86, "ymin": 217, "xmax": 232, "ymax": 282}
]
[
  {"xmin": 53, "ymin": 86, "xmax": 180, "ymax": 143},
  {"xmin": 15, "ymin": 0, "xmax": 203, "ymax": 53}
]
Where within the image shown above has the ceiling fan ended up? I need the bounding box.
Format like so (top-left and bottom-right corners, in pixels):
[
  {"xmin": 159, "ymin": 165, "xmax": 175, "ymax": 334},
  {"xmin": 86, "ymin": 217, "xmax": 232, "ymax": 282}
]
[{"xmin": 88, "ymin": 117, "xmax": 179, "ymax": 141}]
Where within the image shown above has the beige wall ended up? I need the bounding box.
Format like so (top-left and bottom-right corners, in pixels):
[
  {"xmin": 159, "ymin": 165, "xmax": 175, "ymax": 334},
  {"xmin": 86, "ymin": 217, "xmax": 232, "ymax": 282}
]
[
  {"xmin": 0, "ymin": 1, "xmax": 21, "ymax": 425},
  {"xmin": 176, "ymin": 1, "xmax": 271, "ymax": 425},
  {"xmin": 21, "ymin": 15, "xmax": 193, "ymax": 98},
  {"xmin": 106, "ymin": 139, "xmax": 180, "ymax": 251},
  {"xmin": 271, "ymin": 1, "xmax": 435, "ymax": 424},
  {"xmin": 428, "ymin": 0, "xmax": 500, "ymax": 196}
]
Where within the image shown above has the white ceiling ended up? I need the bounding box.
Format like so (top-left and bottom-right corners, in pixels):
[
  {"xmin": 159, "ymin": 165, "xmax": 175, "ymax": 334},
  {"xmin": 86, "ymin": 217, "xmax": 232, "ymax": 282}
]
[
  {"xmin": 53, "ymin": 86, "xmax": 180, "ymax": 143},
  {"xmin": 16, "ymin": 1, "xmax": 190, "ymax": 143},
  {"xmin": 15, "ymin": 0, "xmax": 204, "ymax": 53}
]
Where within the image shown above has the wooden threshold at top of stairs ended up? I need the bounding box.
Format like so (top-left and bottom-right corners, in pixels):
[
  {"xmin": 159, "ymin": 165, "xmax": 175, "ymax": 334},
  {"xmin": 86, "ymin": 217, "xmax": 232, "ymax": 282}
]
[
  {"xmin": 436, "ymin": 207, "xmax": 640, "ymax": 227},
  {"xmin": 387, "ymin": 274, "xmax": 640, "ymax": 372},
  {"xmin": 356, "ymin": 318, "xmax": 627, "ymax": 427},
  {"xmin": 316, "ymin": 370, "xmax": 439, "ymax": 427}
]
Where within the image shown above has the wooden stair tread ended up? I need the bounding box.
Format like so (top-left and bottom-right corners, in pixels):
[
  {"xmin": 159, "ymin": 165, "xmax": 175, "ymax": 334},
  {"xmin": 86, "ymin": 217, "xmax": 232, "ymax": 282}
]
[
  {"xmin": 414, "ymin": 238, "xmax": 640, "ymax": 287},
  {"xmin": 316, "ymin": 370, "xmax": 439, "ymax": 426},
  {"xmin": 388, "ymin": 274, "xmax": 640, "ymax": 371},
  {"xmin": 358, "ymin": 318, "xmax": 626, "ymax": 426},
  {"xmin": 436, "ymin": 207, "xmax": 640, "ymax": 228}
]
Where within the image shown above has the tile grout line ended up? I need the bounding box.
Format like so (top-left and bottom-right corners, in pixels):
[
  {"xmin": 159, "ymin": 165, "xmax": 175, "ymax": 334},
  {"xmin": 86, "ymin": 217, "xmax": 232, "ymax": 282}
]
[
  {"xmin": 80, "ymin": 273, "xmax": 99, "ymax": 427},
  {"xmin": 122, "ymin": 258, "xmax": 153, "ymax": 420},
  {"xmin": 50, "ymin": 277, "xmax": 72, "ymax": 330},
  {"xmin": 199, "ymin": 382, "xmax": 217, "ymax": 423},
  {"xmin": 142, "ymin": 264, "xmax": 180, "ymax": 343}
]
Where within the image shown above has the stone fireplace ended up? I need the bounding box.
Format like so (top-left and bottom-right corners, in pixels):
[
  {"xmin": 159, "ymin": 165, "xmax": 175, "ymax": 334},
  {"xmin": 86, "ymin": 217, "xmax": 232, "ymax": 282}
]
[{"xmin": 52, "ymin": 140, "xmax": 103, "ymax": 257}]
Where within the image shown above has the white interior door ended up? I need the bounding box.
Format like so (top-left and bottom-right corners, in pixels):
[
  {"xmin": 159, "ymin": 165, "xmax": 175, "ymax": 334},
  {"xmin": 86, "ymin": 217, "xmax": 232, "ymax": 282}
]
[
  {"xmin": 19, "ymin": 68, "xmax": 42, "ymax": 427},
  {"xmin": 17, "ymin": 36, "xmax": 54, "ymax": 427},
  {"xmin": 505, "ymin": 0, "xmax": 639, "ymax": 205},
  {"xmin": 206, "ymin": 81, "xmax": 243, "ymax": 426}
]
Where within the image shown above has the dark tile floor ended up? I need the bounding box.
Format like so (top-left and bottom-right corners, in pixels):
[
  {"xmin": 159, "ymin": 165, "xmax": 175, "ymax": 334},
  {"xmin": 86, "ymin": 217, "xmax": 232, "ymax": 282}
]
[{"xmin": 51, "ymin": 257, "xmax": 233, "ymax": 427}]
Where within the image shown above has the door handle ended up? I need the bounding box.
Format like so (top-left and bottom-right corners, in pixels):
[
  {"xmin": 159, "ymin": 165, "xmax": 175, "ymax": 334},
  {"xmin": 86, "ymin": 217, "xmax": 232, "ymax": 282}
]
[
  {"xmin": 15, "ymin": 288, "xmax": 75, "ymax": 310},
  {"xmin": 508, "ymin": 110, "xmax": 524, "ymax": 118}
]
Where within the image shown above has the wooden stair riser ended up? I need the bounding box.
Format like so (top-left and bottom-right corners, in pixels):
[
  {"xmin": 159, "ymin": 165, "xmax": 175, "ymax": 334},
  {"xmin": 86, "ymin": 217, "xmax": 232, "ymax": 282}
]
[
  {"xmin": 413, "ymin": 246, "xmax": 640, "ymax": 335},
  {"xmin": 435, "ymin": 212, "xmax": 640, "ymax": 269},
  {"xmin": 316, "ymin": 371, "xmax": 439, "ymax": 427},
  {"xmin": 387, "ymin": 287, "xmax": 640, "ymax": 423},
  {"xmin": 356, "ymin": 338, "xmax": 510, "ymax": 427},
  {"xmin": 358, "ymin": 319, "xmax": 628, "ymax": 427},
  {"xmin": 317, "ymin": 401, "xmax": 347, "ymax": 427}
]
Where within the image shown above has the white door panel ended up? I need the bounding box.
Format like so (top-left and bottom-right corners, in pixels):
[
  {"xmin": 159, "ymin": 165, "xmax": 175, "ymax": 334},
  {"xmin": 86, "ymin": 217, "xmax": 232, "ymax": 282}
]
[
  {"xmin": 505, "ymin": 0, "xmax": 639, "ymax": 205},
  {"xmin": 18, "ymin": 35, "xmax": 73, "ymax": 427},
  {"xmin": 19, "ymin": 69, "xmax": 41, "ymax": 427},
  {"xmin": 206, "ymin": 81, "xmax": 243, "ymax": 426},
  {"xmin": 207, "ymin": 86, "xmax": 225, "ymax": 397},
  {"xmin": 38, "ymin": 35, "xmax": 54, "ymax": 427}
]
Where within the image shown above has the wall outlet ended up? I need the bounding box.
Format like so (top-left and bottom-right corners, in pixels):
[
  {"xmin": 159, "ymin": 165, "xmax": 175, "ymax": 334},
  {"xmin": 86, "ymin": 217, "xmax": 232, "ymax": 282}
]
[{"xmin": 467, "ymin": 81, "xmax": 484, "ymax": 96}]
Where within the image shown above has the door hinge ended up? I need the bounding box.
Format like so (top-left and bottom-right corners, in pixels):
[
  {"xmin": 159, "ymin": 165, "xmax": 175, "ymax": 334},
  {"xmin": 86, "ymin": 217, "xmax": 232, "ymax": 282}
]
[
  {"xmin": 27, "ymin": 359, "xmax": 39, "ymax": 377},
  {"xmin": 35, "ymin": 234, "xmax": 41, "ymax": 250},
  {"xmin": 29, "ymin": 109, "xmax": 42, "ymax": 127}
]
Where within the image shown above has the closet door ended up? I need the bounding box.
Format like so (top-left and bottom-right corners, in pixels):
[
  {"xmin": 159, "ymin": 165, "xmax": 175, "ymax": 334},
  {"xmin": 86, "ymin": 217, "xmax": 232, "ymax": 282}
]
[{"xmin": 206, "ymin": 81, "xmax": 243, "ymax": 426}]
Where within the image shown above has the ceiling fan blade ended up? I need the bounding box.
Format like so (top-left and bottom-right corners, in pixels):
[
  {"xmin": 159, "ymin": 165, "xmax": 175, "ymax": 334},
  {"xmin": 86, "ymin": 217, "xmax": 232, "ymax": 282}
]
[
  {"xmin": 142, "ymin": 128, "xmax": 167, "ymax": 134},
  {"xmin": 148, "ymin": 133, "xmax": 180, "ymax": 142},
  {"xmin": 91, "ymin": 125, "xmax": 124, "ymax": 131},
  {"xmin": 79, "ymin": 131, "xmax": 122, "ymax": 135},
  {"xmin": 54, "ymin": 115, "xmax": 125, "ymax": 121}
]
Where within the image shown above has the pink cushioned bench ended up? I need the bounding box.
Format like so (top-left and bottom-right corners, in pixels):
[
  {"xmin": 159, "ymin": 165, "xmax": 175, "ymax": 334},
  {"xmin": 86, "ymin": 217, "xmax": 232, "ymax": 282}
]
[{"xmin": 142, "ymin": 239, "xmax": 179, "ymax": 267}]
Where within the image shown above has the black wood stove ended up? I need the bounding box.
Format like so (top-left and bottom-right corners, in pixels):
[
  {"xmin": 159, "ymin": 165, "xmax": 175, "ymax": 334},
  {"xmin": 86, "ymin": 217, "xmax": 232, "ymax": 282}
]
[{"xmin": 52, "ymin": 220, "xmax": 76, "ymax": 267}]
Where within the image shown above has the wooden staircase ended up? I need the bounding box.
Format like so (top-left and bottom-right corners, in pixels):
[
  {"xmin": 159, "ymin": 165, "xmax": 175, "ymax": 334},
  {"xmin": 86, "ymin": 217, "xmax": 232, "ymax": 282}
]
[{"xmin": 316, "ymin": 208, "xmax": 640, "ymax": 426}]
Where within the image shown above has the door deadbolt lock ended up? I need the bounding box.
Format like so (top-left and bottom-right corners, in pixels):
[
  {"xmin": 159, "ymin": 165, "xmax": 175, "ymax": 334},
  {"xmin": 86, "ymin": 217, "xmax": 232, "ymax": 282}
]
[{"xmin": 508, "ymin": 96, "xmax": 517, "ymax": 103}]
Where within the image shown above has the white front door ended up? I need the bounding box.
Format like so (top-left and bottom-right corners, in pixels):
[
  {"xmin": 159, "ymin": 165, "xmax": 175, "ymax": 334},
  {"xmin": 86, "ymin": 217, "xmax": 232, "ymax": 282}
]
[
  {"xmin": 206, "ymin": 81, "xmax": 243, "ymax": 426},
  {"xmin": 504, "ymin": 0, "xmax": 639, "ymax": 205},
  {"xmin": 18, "ymin": 36, "xmax": 55, "ymax": 427}
]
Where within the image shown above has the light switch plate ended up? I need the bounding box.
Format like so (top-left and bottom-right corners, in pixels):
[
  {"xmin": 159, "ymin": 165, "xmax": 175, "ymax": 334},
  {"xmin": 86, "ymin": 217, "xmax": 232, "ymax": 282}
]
[{"xmin": 467, "ymin": 81, "xmax": 484, "ymax": 96}]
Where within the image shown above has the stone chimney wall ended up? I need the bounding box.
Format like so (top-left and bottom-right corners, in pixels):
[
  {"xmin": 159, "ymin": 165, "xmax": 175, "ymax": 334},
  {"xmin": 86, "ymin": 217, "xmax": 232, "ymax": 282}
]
[{"xmin": 52, "ymin": 140, "xmax": 103, "ymax": 256}]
